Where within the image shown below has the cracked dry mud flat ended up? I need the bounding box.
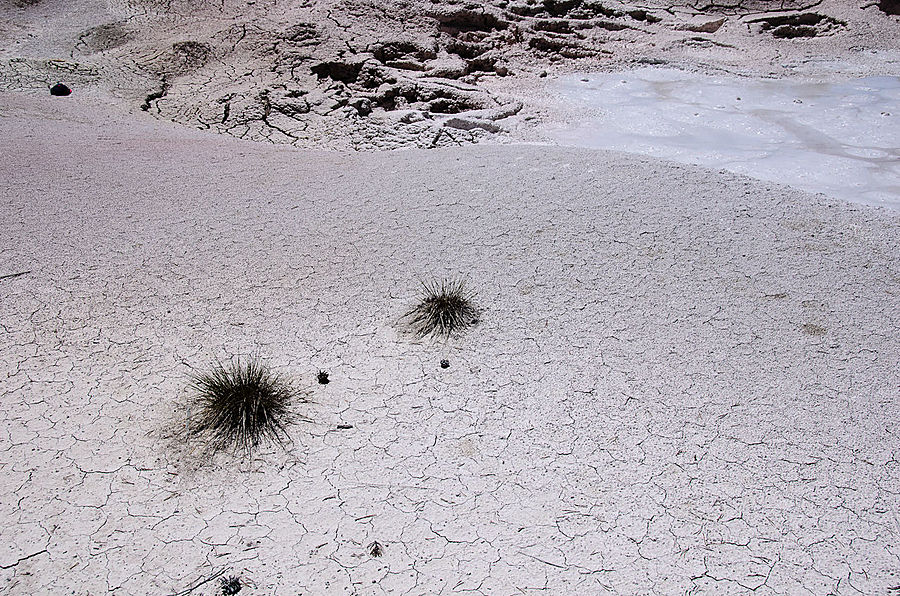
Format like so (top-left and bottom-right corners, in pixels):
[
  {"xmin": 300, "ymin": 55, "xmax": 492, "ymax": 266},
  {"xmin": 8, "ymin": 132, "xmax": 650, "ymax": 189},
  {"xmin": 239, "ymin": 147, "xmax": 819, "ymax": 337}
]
[{"xmin": 1, "ymin": 95, "xmax": 899, "ymax": 595}]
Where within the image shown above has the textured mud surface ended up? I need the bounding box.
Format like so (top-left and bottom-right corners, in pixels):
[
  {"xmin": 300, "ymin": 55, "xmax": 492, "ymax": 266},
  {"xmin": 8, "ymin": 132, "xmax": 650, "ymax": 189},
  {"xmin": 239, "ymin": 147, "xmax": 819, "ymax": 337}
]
[
  {"xmin": 1, "ymin": 0, "xmax": 898, "ymax": 149},
  {"xmin": 1, "ymin": 95, "xmax": 899, "ymax": 594}
]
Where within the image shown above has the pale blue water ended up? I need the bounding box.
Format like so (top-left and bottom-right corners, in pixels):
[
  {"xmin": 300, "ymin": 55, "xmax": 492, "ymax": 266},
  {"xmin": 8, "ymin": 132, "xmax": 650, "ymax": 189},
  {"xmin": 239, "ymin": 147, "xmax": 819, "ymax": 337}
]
[{"xmin": 549, "ymin": 68, "xmax": 900, "ymax": 208}]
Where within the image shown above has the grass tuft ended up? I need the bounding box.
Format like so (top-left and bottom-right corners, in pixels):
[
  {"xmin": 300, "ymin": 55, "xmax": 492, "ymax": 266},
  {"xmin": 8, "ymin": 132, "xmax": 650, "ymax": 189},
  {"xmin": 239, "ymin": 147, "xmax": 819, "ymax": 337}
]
[
  {"xmin": 405, "ymin": 278, "xmax": 479, "ymax": 338},
  {"xmin": 220, "ymin": 575, "xmax": 242, "ymax": 595},
  {"xmin": 187, "ymin": 357, "xmax": 297, "ymax": 456}
]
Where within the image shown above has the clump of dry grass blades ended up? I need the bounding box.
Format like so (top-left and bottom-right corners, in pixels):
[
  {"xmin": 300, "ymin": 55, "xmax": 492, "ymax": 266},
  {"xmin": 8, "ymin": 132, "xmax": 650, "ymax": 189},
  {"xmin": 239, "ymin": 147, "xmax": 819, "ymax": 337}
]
[
  {"xmin": 187, "ymin": 358, "xmax": 298, "ymax": 456},
  {"xmin": 405, "ymin": 278, "xmax": 479, "ymax": 338}
]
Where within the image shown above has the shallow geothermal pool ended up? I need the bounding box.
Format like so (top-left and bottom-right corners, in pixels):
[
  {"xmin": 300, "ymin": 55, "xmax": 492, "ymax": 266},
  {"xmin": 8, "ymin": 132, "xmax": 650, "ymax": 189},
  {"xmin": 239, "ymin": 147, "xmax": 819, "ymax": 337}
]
[{"xmin": 548, "ymin": 68, "xmax": 900, "ymax": 208}]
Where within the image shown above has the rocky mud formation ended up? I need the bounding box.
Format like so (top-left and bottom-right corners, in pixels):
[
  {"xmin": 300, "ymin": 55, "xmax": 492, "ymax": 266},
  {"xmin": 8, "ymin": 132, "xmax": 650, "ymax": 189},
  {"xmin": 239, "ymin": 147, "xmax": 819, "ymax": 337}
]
[{"xmin": 0, "ymin": 0, "xmax": 897, "ymax": 149}]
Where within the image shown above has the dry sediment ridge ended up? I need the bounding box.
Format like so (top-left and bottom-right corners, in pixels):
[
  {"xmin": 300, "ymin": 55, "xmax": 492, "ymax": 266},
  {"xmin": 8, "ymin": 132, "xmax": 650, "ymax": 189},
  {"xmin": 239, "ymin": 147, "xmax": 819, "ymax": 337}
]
[
  {"xmin": 1, "ymin": 0, "xmax": 898, "ymax": 150},
  {"xmin": 1, "ymin": 94, "xmax": 898, "ymax": 594}
]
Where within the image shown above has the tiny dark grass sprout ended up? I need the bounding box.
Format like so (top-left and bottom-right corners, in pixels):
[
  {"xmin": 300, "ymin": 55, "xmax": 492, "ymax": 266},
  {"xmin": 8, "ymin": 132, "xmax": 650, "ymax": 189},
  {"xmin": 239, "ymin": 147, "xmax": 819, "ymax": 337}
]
[
  {"xmin": 187, "ymin": 358, "xmax": 297, "ymax": 456},
  {"xmin": 406, "ymin": 278, "xmax": 479, "ymax": 338},
  {"xmin": 368, "ymin": 541, "xmax": 385, "ymax": 557}
]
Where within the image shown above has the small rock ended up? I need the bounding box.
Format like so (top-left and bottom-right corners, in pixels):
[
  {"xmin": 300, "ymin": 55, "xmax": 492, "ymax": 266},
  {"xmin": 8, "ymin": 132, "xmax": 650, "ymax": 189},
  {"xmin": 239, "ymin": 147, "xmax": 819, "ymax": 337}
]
[
  {"xmin": 50, "ymin": 82, "xmax": 71, "ymax": 96},
  {"xmin": 426, "ymin": 57, "xmax": 468, "ymax": 79},
  {"xmin": 675, "ymin": 17, "xmax": 726, "ymax": 33},
  {"xmin": 348, "ymin": 97, "xmax": 372, "ymax": 116},
  {"xmin": 628, "ymin": 9, "xmax": 661, "ymax": 23},
  {"xmin": 440, "ymin": 359, "xmax": 450, "ymax": 369},
  {"xmin": 396, "ymin": 109, "xmax": 427, "ymax": 124},
  {"xmin": 426, "ymin": 6, "xmax": 506, "ymax": 32}
]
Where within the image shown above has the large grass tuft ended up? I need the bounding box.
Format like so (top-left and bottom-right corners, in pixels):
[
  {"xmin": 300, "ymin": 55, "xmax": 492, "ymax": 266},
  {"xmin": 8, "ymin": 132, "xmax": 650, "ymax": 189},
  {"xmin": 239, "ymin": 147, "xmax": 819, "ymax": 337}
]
[
  {"xmin": 187, "ymin": 357, "xmax": 297, "ymax": 456},
  {"xmin": 405, "ymin": 278, "xmax": 479, "ymax": 338}
]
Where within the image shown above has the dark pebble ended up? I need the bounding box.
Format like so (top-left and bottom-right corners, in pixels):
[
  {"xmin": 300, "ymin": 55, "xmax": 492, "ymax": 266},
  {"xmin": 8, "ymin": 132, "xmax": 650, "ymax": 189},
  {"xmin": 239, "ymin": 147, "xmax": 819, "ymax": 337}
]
[{"xmin": 50, "ymin": 83, "xmax": 71, "ymax": 96}]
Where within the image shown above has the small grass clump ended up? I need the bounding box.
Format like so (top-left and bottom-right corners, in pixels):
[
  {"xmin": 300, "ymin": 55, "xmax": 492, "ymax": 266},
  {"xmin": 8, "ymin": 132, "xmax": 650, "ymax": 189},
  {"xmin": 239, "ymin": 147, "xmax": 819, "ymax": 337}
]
[
  {"xmin": 405, "ymin": 278, "xmax": 479, "ymax": 338},
  {"xmin": 187, "ymin": 357, "xmax": 297, "ymax": 456},
  {"xmin": 220, "ymin": 575, "xmax": 242, "ymax": 595},
  {"xmin": 368, "ymin": 541, "xmax": 385, "ymax": 557}
]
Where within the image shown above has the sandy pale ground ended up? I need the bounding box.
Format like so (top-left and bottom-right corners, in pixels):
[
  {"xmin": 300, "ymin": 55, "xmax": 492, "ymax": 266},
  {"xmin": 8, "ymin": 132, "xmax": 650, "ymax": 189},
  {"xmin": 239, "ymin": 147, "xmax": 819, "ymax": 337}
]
[{"xmin": 1, "ymin": 93, "xmax": 899, "ymax": 594}]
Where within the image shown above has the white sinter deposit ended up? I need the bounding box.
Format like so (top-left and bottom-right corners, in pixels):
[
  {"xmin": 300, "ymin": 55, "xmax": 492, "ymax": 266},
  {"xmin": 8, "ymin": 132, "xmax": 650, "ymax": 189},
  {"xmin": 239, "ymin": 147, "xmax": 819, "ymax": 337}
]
[{"xmin": 548, "ymin": 68, "xmax": 900, "ymax": 208}]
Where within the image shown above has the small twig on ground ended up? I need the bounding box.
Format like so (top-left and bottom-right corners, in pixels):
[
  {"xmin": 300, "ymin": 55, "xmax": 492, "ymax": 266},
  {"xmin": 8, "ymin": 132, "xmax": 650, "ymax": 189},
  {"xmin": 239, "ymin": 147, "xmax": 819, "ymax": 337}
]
[
  {"xmin": 0, "ymin": 271, "xmax": 30, "ymax": 281},
  {"xmin": 168, "ymin": 568, "xmax": 226, "ymax": 596}
]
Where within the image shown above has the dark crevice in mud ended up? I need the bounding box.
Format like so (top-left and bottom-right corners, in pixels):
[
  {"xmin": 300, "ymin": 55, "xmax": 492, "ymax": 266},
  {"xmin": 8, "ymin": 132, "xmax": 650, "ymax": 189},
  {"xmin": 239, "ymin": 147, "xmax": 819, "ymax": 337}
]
[
  {"xmin": 428, "ymin": 7, "xmax": 509, "ymax": 33},
  {"xmin": 311, "ymin": 59, "xmax": 365, "ymax": 83},
  {"xmin": 141, "ymin": 77, "xmax": 169, "ymax": 111},
  {"xmin": 259, "ymin": 91, "xmax": 301, "ymax": 138},
  {"xmin": 627, "ymin": 9, "xmax": 661, "ymax": 23},
  {"xmin": 507, "ymin": 0, "xmax": 619, "ymax": 19},
  {"xmin": 690, "ymin": 0, "xmax": 823, "ymax": 14},
  {"xmin": 751, "ymin": 12, "xmax": 833, "ymax": 27},
  {"xmin": 444, "ymin": 39, "xmax": 490, "ymax": 60},
  {"xmin": 370, "ymin": 40, "xmax": 437, "ymax": 63},
  {"xmin": 877, "ymin": 0, "xmax": 900, "ymax": 15},
  {"xmin": 749, "ymin": 12, "xmax": 846, "ymax": 38},
  {"xmin": 529, "ymin": 34, "xmax": 598, "ymax": 58}
]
